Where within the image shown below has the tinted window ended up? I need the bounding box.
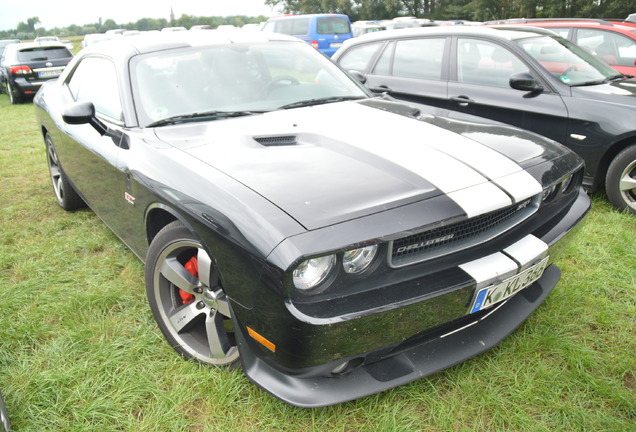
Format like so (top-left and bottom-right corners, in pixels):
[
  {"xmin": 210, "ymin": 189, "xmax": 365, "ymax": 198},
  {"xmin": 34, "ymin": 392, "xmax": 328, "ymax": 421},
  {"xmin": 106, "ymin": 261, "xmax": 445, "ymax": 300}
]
[
  {"xmin": 316, "ymin": 17, "xmax": 351, "ymax": 35},
  {"xmin": 17, "ymin": 47, "xmax": 71, "ymax": 62},
  {"xmin": 392, "ymin": 38, "xmax": 445, "ymax": 80},
  {"xmin": 337, "ymin": 42, "xmax": 383, "ymax": 72},
  {"xmin": 68, "ymin": 57, "xmax": 122, "ymax": 121},
  {"xmin": 274, "ymin": 18, "xmax": 309, "ymax": 36},
  {"xmin": 578, "ymin": 29, "xmax": 636, "ymax": 67},
  {"xmin": 457, "ymin": 39, "xmax": 528, "ymax": 87}
]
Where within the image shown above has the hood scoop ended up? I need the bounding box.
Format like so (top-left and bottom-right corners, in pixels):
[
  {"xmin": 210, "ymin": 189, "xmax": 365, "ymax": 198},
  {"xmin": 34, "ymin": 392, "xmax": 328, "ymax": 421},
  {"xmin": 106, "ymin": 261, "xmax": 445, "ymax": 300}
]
[{"xmin": 254, "ymin": 135, "xmax": 298, "ymax": 147}]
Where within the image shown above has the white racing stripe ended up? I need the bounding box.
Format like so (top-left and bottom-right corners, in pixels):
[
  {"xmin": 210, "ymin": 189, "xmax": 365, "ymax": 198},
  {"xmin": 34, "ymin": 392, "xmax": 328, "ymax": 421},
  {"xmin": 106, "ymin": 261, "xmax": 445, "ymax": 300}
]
[
  {"xmin": 460, "ymin": 234, "xmax": 549, "ymax": 288},
  {"xmin": 503, "ymin": 234, "xmax": 549, "ymax": 270},
  {"xmin": 321, "ymin": 103, "xmax": 542, "ymax": 216}
]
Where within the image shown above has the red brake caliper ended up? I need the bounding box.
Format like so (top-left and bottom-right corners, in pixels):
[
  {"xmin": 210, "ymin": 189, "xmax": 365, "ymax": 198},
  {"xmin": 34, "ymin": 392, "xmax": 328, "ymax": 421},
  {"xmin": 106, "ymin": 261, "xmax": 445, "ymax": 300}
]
[{"xmin": 179, "ymin": 256, "xmax": 198, "ymax": 304}]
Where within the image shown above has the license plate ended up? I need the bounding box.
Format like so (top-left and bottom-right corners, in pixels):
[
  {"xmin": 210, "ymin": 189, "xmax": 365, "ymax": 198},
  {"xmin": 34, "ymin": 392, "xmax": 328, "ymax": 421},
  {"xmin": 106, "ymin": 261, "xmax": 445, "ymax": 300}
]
[
  {"xmin": 38, "ymin": 70, "xmax": 62, "ymax": 78},
  {"xmin": 330, "ymin": 43, "xmax": 343, "ymax": 48},
  {"xmin": 470, "ymin": 256, "xmax": 549, "ymax": 313}
]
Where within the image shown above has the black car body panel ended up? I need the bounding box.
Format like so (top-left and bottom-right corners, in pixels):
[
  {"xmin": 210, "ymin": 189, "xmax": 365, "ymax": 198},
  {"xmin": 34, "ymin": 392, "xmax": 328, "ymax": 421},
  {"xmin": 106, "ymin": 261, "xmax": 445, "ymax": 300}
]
[
  {"xmin": 34, "ymin": 31, "xmax": 590, "ymax": 407},
  {"xmin": 332, "ymin": 26, "xmax": 636, "ymax": 213}
]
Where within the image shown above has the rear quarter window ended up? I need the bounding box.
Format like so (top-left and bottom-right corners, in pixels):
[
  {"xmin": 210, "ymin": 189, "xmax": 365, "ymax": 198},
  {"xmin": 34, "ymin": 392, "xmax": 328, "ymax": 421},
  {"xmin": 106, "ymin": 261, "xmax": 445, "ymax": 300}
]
[
  {"xmin": 337, "ymin": 42, "xmax": 383, "ymax": 72},
  {"xmin": 272, "ymin": 18, "xmax": 310, "ymax": 36}
]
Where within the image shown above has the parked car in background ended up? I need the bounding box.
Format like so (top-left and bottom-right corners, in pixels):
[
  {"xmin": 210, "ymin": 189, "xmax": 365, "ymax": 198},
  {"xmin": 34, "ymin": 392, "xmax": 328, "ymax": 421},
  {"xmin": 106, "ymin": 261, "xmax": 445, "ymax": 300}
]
[
  {"xmin": 352, "ymin": 20, "xmax": 386, "ymax": 37},
  {"xmin": 333, "ymin": 25, "xmax": 636, "ymax": 214},
  {"xmin": 0, "ymin": 39, "xmax": 20, "ymax": 54},
  {"xmin": 262, "ymin": 14, "xmax": 353, "ymax": 57},
  {"xmin": 0, "ymin": 39, "xmax": 20, "ymax": 74},
  {"xmin": 34, "ymin": 30, "xmax": 590, "ymax": 407},
  {"xmin": 494, "ymin": 18, "xmax": 636, "ymax": 75},
  {"xmin": 1, "ymin": 41, "xmax": 73, "ymax": 104}
]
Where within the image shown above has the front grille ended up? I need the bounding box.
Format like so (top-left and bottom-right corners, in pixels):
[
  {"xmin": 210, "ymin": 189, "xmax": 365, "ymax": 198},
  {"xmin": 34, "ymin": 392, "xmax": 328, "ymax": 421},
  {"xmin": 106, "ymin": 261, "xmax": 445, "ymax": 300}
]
[{"xmin": 389, "ymin": 197, "xmax": 538, "ymax": 267}]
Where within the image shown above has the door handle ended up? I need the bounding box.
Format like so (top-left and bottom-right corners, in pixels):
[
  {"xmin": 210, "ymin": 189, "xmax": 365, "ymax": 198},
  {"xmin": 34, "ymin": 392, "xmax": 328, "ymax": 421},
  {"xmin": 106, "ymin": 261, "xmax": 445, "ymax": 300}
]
[{"xmin": 450, "ymin": 95, "xmax": 474, "ymax": 107}]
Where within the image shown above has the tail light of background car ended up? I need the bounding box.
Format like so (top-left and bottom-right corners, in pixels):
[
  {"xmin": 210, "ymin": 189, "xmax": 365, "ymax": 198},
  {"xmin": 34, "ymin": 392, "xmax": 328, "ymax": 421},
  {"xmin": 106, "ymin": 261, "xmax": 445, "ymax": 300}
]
[
  {"xmin": 9, "ymin": 65, "xmax": 31, "ymax": 75},
  {"xmin": 310, "ymin": 40, "xmax": 319, "ymax": 50}
]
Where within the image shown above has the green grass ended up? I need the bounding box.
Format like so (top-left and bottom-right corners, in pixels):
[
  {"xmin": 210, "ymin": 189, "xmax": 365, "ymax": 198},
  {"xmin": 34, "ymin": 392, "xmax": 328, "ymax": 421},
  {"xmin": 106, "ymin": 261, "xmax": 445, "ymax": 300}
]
[{"xmin": 0, "ymin": 94, "xmax": 634, "ymax": 431}]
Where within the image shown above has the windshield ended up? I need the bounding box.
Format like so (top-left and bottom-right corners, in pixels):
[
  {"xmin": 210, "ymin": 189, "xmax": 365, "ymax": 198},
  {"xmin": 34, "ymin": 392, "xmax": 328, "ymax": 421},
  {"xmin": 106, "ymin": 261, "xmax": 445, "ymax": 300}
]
[
  {"xmin": 515, "ymin": 35, "xmax": 619, "ymax": 86},
  {"xmin": 132, "ymin": 41, "xmax": 368, "ymax": 127}
]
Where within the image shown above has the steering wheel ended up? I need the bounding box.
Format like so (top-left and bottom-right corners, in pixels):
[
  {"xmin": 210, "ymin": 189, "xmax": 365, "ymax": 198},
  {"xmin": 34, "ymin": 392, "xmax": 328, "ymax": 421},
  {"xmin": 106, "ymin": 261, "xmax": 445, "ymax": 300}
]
[{"xmin": 258, "ymin": 75, "xmax": 300, "ymax": 97}]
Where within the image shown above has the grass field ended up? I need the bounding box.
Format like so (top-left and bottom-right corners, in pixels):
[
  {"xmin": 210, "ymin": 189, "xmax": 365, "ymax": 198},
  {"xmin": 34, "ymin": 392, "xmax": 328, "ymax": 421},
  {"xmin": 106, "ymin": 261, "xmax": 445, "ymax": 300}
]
[{"xmin": 0, "ymin": 94, "xmax": 634, "ymax": 431}]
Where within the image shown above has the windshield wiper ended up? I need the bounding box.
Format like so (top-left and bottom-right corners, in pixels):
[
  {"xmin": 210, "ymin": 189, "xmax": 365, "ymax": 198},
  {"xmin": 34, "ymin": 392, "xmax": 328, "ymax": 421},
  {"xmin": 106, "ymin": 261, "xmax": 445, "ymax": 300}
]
[
  {"xmin": 147, "ymin": 110, "xmax": 264, "ymax": 127},
  {"xmin": 570, "ymin": 79, "xmax": 607, "ymax": 87},
  {"xmin": 608, "ymin": 73, "xmax": 634, "ymax": 81},
  {"xmin": 277, "ymin": 96, "xmax": 366, "ymax": 110}
]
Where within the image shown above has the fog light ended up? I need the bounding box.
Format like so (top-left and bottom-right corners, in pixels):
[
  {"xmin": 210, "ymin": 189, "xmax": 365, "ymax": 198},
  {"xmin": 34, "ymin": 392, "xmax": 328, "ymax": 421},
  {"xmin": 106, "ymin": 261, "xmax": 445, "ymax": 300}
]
[
  {"xmin": 331, "ymin": 361, "xmax": 349, "ymax": 375},
  {"xmin": 561, "ymin": 173, "xmax": 574, "ymax": 192}
]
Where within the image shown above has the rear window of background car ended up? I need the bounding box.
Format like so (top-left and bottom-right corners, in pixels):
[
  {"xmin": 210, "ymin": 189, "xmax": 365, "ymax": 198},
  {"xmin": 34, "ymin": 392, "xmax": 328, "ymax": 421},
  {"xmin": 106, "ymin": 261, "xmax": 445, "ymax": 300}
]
[
  {"xmin": 316, "ymin": 17, "xmax": 351, "ymax": 34},
  {"xmin": 18, "ymin": 47, "xmax": 71, "ymax": 62}
]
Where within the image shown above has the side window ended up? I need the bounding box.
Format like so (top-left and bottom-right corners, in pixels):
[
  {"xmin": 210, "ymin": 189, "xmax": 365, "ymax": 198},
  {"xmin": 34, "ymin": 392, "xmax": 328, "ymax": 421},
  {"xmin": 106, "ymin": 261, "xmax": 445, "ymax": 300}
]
[
  {"xmin": 457, "ymin": 39, "xmax": 529, "ymax": 87},
  {"xmin": 391, "ymin": 38, "xmax": 445, "ymax": 80},
  {"xmin": 578, "ymin": 29, "xmax": 636, "ymax": 67},
  {"xmin": 337, "ymin": 42, "xmax": 383, "ymax": 72},
  {"xmin": 67, "ymin": 57, "xmax": 122, "ymax": 121}
]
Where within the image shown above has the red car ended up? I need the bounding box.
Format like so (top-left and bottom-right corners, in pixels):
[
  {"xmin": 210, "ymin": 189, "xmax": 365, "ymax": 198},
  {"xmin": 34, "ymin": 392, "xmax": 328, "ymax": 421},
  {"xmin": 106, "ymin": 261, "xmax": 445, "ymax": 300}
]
[{"xmin": 496, "ymin": 19, "xmax": 636, "ymax": 76}]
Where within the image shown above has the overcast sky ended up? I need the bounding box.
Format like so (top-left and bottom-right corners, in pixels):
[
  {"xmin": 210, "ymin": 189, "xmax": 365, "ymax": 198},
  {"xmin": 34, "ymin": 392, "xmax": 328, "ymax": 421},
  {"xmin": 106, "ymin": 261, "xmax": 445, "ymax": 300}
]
[{"xmin": 1, "ymin": 0, "xmax": 281, "ymax": 31}]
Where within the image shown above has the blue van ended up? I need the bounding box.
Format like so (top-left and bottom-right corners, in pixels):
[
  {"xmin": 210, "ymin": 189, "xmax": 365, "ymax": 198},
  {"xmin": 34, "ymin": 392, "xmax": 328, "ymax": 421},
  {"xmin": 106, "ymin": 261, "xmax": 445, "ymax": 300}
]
[{"xmin": 262, "ymin": 14, "xmax": 353, "ymax": 57}]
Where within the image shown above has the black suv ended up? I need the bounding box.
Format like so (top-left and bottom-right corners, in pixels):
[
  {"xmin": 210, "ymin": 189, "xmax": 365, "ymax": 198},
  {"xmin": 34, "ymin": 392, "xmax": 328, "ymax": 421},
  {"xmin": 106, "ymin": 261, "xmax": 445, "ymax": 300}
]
[
  {"xmin": 333, "ymin": 26, "xmax": 636, "ymax": 214},
  {"xmin": 1, "ymin": 41, "xmax": 73, "ymax": 104}
]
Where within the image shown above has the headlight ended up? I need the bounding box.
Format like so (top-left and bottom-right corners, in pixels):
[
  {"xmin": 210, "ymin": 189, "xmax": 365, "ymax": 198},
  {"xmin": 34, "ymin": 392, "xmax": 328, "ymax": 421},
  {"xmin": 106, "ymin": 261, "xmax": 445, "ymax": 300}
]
[
  {"xmin": 542, "ymin": 184, "xmax": 558, "ymax": 202},
  {"xmin": 293, "ymin": 255, "xmax": 336, "ymax": 290},
  {"xmin": 561, "ymin": 173, "xmax": 574, "ymax": 192},
  {"xmin": 343, "ymin": 245, "xmax": 378, "ymax": 274}
]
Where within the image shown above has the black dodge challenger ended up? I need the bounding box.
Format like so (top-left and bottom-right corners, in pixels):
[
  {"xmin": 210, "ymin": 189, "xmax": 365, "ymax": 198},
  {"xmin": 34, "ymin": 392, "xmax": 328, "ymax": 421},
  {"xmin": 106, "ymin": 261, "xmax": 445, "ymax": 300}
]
[{"xmin": 34, "ymin": 31, "xmax": 590, "ymax": 407}]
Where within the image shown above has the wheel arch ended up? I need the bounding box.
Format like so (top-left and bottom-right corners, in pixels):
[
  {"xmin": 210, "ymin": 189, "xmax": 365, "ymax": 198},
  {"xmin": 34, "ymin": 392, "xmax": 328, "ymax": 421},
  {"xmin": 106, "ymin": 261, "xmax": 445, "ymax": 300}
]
[
  {"xmin": 145, "ymin": 204, "xmax": 180, "ymax": 247},
  {"xmin": 594, "ymin": 135, "xmax": 636, "ymax": 191}
]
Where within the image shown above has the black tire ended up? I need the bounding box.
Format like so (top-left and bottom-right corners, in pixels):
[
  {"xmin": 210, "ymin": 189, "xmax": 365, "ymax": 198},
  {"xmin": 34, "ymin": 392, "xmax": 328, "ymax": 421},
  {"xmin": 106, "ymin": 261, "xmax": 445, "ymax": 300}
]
[
  {"xmin": 0, "ymin": 392, "xmax": 11, "ymax": 432},
  {"xmin": 7, "ymin": 82, "xmax": 21, "ymax": 104},
  {"xmin": 45, "ymin": 133, "xmax": 85, "ymax": 211},
  {"xmin": 145, "ymin": 221, "xmax": 240, "ymax": 367},
  {"xmin": 605, "ymin": 145, "xmax": 636, "ymax": 215}
]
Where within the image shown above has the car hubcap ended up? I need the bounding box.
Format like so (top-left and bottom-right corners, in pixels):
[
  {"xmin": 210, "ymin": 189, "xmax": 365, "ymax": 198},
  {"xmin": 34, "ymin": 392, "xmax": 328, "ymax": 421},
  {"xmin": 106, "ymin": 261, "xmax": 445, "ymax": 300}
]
[
  {"xmin": 618, "ymin": 159, "xmax": 636, "ymax": 211},
  {"xmin": 46, "ymin": 138, "xmax": 65, "ymax": 203},
  {"xmin": 153, "ymin": 240, "xmax": 238, "ymax": 365}
]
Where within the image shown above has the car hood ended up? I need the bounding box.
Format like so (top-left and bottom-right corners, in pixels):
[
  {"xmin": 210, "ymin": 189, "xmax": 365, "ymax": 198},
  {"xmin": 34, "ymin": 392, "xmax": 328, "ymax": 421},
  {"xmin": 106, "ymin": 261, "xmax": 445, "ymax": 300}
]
[
  {"xmin": 570, "ymin": 78, "xmax": 636, "ymax": 107},
  {"xmin": 154, "ymin": 100, "xmax": 547, "ymax": 230}
]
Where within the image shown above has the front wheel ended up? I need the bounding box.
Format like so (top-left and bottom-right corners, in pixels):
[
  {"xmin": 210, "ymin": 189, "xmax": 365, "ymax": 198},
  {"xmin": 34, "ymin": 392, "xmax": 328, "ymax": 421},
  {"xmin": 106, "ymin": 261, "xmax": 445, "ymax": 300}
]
[
  {"xmin": 45, "ymin": 133, "xmax": 85, "ymax": 211},
  {"xmin": 145, "ymin": 221, "xmax": 240, "ymax": 367},
  {"xmin": 606, "ymin": 145, "xmax": 636, "ymax": 215}
]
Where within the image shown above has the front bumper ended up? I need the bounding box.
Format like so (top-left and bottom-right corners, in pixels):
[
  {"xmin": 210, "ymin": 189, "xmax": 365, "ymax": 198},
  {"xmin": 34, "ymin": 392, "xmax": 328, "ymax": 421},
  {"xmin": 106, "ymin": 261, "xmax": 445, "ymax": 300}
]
[
  {"xmin": 235, "ymin": 188, "xmax": 590, "ymax": 407},
  {"xmin": 237, "ymin": 264, "xmax": 560, "ymax": 407}
]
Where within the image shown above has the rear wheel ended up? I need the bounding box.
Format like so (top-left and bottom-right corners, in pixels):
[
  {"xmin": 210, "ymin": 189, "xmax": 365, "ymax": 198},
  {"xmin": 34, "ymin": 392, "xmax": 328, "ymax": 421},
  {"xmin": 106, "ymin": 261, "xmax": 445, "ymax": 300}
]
[
  {"xmin": 145, "ymin": 221, "xmax": 240, "ymax": 367},
  {"xmin": 606, "ymin": 145, "xmax": 636, "ymax": 215},
  {"xmin": 45, "ymin": 133, "xmax": 85, "ymax": 210},
  {"xmin": 7, "ymin": 82, "xmax": 21, "ymax": 104}
]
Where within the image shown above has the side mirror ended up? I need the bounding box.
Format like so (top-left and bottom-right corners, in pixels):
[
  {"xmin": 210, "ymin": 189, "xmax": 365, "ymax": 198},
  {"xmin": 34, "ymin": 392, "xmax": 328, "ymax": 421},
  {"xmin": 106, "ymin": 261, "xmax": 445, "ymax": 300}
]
[
  {"xmin": 62, "ymin": 101, "xmax": 108, "ymax": 135},
  {"xmin": 348, "ymin": 70, "xmax": 367, "ymax": 85},
  {"xmin": 509, "ymin": 72, "xmax": 544, "ymax": 93}
]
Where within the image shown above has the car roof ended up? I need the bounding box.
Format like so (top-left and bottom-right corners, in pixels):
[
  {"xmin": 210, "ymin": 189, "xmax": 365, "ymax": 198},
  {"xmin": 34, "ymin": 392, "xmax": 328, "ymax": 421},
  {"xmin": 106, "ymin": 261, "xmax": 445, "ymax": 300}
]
[
  {"xmin": 345, "ymin": 25, "xmax": 553, "ymax": 45},
  {"xmin": 266, "ymin": 14, "xmax": 350, "ymax": 20},
  {"xmin": 5, "ymin": 41, "xmax": 67, "ymax": 52},
  {"xmin": 77, "ymin": 30, "xmax": 304, "ymax": 60},
  {"xmin": 513, "ymin": 19, "xmax": 636, "ymax": 35}
]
